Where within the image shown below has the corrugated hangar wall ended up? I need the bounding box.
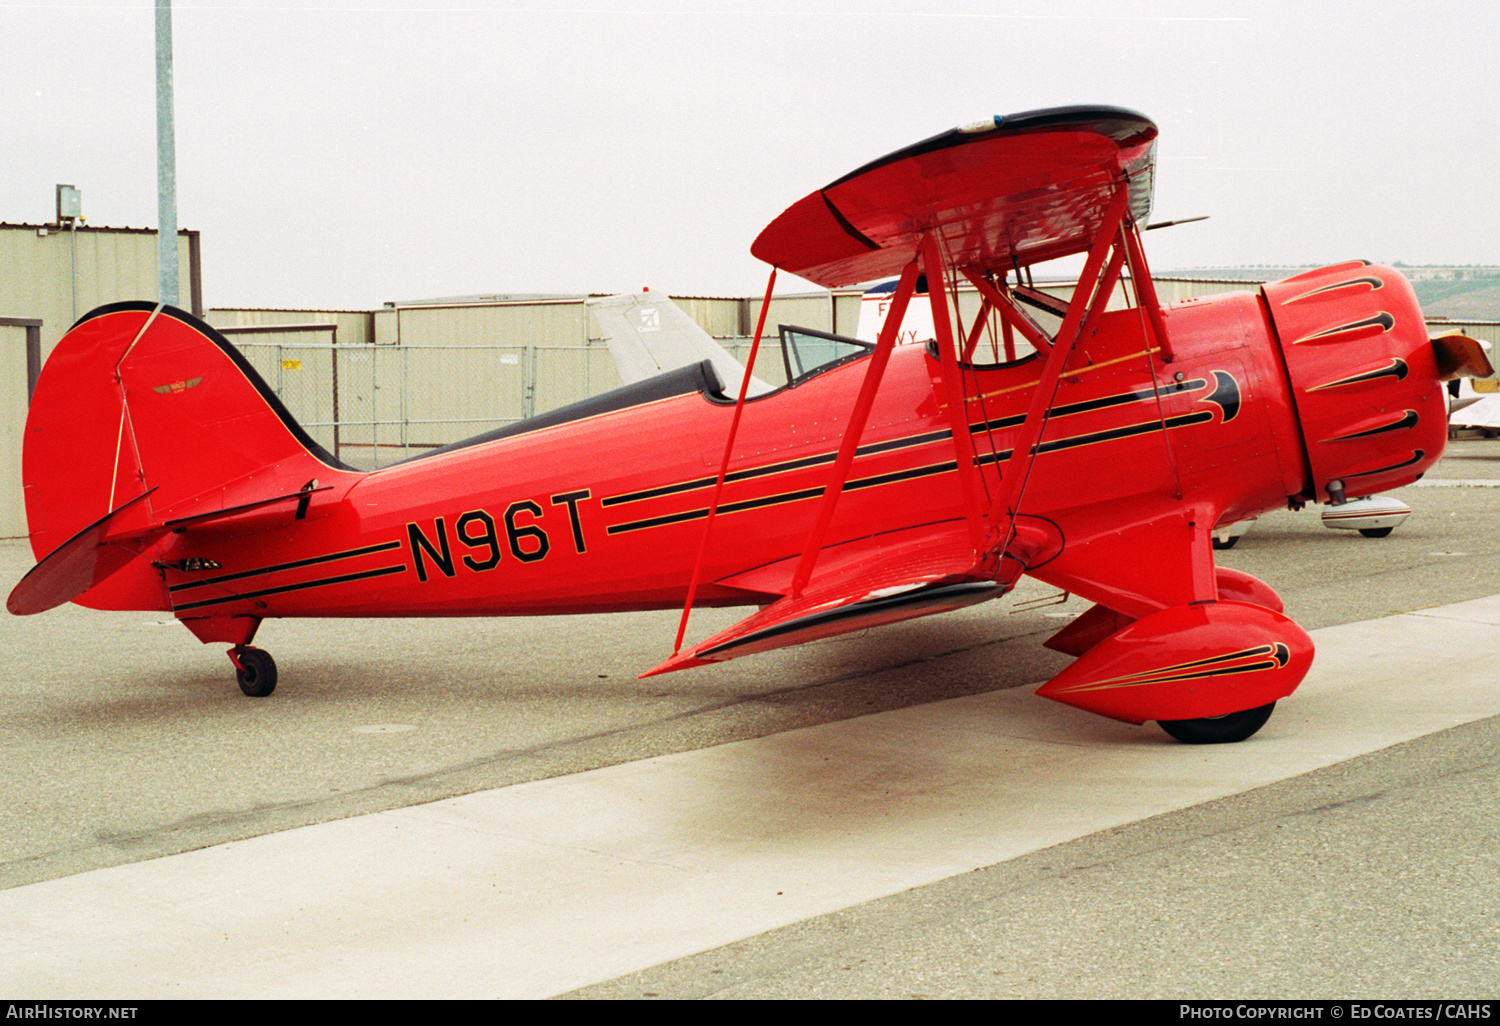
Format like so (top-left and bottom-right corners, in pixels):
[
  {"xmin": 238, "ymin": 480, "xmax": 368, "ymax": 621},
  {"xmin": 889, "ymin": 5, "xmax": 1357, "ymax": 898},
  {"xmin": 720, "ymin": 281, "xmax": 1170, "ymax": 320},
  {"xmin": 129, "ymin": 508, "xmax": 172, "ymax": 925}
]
[{"xmin": 0, "ymin": 224, "xmax": 200, "ymax": 360}]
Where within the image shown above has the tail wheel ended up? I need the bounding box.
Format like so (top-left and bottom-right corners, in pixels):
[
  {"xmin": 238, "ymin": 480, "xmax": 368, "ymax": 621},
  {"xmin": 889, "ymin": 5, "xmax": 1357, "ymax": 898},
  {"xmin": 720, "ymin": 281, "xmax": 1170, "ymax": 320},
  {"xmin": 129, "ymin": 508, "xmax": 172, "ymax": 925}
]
[
  {"xmin": 1158, "ymin": 702, "xmax": 1275, "ymax": 744},
  {"xmin": 231, "ymin": 646, "xmax": 278, "ymax": 697}
]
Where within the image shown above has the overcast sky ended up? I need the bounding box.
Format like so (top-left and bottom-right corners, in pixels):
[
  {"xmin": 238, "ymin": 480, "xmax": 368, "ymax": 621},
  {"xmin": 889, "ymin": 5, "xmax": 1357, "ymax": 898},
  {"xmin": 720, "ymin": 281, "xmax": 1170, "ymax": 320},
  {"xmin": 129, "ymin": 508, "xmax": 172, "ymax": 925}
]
[{"xmin": 6, "ymin": 1, "xmax": 1498, "ymax": 309}]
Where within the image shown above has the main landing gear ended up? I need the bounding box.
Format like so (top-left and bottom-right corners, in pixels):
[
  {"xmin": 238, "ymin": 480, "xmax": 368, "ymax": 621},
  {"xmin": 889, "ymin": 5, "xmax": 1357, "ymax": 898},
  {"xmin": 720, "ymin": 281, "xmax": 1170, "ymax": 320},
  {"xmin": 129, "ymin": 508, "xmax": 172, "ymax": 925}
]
[
  {"xmin": 229, "ymin": 645, "xmax": 278, "ymax": 697},
  {"xmin": 1157, "ymin": 702, "xmax": 1276, "ymax": 744}
]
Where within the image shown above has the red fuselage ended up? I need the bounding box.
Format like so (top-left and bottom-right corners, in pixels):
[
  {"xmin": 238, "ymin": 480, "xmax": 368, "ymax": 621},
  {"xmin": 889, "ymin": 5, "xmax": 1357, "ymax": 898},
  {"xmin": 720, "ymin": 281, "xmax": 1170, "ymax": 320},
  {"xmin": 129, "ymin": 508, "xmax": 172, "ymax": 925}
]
[{"xmin": 104, "ymin": 263, "xmax": 1441, "ymax": 640}]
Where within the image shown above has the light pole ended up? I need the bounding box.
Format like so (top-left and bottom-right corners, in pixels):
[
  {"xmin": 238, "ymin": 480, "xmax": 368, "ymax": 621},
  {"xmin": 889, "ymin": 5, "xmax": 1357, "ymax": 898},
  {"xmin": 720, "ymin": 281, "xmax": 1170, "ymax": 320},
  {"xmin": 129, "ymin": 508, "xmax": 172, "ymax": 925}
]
[{"xmin": 156, "ymin": 0, "xmax": 179, "ymax": 307}]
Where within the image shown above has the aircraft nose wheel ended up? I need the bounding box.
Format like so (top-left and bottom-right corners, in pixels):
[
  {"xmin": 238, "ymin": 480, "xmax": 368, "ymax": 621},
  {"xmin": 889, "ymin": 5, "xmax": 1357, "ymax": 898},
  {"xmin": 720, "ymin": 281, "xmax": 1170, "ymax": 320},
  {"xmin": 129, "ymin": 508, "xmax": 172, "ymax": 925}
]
[
  {"xmin": 1158, "ymin": 702, "xmax": 1275, "ymax": 744},
  {"xmin": 229, "ymin": 645, "xmax": 278, "ymax": 697}
]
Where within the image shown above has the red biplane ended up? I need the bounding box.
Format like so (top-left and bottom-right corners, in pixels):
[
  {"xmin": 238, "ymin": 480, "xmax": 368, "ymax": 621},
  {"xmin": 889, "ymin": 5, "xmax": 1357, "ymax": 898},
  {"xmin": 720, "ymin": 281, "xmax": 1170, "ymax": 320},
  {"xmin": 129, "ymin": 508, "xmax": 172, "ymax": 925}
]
[{"xmin": 9, "ymin": 106, "xmax": 1490, "ymax": 743}]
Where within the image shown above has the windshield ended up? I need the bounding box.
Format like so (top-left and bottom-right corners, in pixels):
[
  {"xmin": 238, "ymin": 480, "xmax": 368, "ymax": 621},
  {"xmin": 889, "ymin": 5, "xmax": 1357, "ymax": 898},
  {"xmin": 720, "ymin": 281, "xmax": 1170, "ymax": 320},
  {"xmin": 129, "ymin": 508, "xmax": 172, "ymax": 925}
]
[{"xmin": 779, "ymin": 325, "xmax": 872, "ymax": 386}]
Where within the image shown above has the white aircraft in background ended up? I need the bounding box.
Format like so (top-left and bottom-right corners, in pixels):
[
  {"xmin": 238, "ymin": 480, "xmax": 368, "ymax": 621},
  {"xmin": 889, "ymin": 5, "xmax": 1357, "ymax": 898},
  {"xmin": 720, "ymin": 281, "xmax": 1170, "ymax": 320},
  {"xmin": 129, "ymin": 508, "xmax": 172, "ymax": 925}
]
[
  {"xmin": 587, "ymin": 291, "xmax": 772, "ymax": 396},
  {"xmin": 854, "ymin": 278, "xmax": 935, "ymax": 345},
  {"xmin": 1210, "ymin": 495, "xmax": 1412, "ymax": 550},
  {"xmin": 1448, "ymin": 375, "xmax": 1500, "ymax": 433}
]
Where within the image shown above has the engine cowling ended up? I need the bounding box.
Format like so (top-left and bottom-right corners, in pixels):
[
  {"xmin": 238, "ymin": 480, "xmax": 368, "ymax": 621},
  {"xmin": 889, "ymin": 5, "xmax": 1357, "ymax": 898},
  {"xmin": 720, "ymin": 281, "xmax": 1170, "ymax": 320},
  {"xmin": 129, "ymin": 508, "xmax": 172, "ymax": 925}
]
[{"xmin": 1262, "ymin": 262, "xmax": 1450, "ymax": 504}]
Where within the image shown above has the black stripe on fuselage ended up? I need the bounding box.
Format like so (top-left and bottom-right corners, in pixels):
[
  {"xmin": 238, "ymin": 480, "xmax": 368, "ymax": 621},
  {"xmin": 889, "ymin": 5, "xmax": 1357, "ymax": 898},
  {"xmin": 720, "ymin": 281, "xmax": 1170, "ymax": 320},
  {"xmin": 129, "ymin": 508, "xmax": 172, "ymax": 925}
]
[
  {"xmin": 1049, "ymin": 378, "xmax": 1206, "ymax": 419},
  {"xmin": 604, "ymin": 402, "xmax": 1222, "ymax": 536},
  {"xmin": 605, "ymin": 459, "xmax": 961, "ymax": 535},
  {"xmin": 1034, "ymin": 411, "xmax": 1214, "ymax": 455},
  {"xmin": 605, "ymin": 379, "xmax": 1210, "ymax": 510},
  {"xmin": 168, "ymin": 540, "xmax": 404, "ymax": 594},
  {"xmin": 601, "ymin": 429, "xmax": 953, "ymax": 508},
  {"xmin": 171, "ymin": 563, "xmax": 409, "ymax": 612},
  {"xmin": 966, "ymin": 378, "xmax": 1207, "ymax": 435}
]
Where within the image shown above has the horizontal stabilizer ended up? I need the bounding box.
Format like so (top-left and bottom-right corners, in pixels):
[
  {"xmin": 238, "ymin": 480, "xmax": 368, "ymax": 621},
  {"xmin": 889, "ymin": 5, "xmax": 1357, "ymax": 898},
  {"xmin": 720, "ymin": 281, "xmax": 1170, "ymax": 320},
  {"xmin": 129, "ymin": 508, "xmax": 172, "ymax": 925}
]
[
  {"xmin": 160, "ymin": 483, "xmax": 332, "ymax": 533},
  {"xmin": 7, "ymin": 490, "xmax": 163, "ymax": 615}
]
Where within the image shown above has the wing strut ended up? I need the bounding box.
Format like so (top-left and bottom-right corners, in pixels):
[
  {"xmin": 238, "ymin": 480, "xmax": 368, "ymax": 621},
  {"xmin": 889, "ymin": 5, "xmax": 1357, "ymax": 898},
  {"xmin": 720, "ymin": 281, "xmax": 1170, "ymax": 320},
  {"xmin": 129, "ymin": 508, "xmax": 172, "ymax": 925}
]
[
  {"xmin": 958, "ymin": 268, "xmax": 1052, "ymax": 357},
  {"xmin": 960, "ymin": 295, "xmax": 995, "ymax": 362},
  {"xmin": 670, "ymin": 268, "xmax": 779, "ymax": 655},
  {"xmin": 1119, "ymin": 219, "xmax": 1175, "ymax": 362},
  {"xmin": 983, "ymin": 184, "xmax": 1133, "ymax": 565},
  {"xmin": 919, "ymin": 233, "xmax": 989, "ymax": 551},
  {"xmin": 787, "ymin": 257, "xmax": 924, "ymax": 598}
]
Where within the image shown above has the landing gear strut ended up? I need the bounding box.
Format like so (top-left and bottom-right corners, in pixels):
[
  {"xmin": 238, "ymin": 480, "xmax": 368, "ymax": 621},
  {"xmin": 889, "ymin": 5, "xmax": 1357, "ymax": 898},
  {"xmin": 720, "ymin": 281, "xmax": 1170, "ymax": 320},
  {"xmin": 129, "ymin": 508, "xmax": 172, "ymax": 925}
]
[
  {"xmin": 1158, "ymin": 702, "xmax": 1275, "ymax": 744},
  {"xmin": 229, "ymin": 645, "xmax": 278, "ymax": 697}
]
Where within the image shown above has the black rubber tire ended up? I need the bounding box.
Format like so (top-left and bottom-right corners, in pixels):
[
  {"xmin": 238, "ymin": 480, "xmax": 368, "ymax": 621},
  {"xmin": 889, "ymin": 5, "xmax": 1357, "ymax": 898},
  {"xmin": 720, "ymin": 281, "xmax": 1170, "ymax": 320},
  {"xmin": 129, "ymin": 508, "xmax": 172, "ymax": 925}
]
[
  {"xmin": 1359, "ymin": 526, "xmax": 1394, "ymax": 539},
  {"xmin": 235, "ymin": 647, "xmax": 278, "ymax": 697},
  {"xmin": 1211, "ymin": 535, "xmax": 1239, "ymax": 550},
  {"xmin": 1158, "ymin": 702, "xmax": 1275, "ymax": 744}
]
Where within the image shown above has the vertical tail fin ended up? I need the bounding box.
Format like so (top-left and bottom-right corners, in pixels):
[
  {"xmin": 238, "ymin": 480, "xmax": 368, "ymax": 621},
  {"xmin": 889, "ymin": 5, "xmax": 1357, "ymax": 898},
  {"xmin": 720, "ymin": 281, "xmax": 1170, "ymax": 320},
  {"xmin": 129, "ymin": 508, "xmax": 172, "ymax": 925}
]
[{"xmin": 17, "ymin": 302, "xmax": 356, "ymax": 610}]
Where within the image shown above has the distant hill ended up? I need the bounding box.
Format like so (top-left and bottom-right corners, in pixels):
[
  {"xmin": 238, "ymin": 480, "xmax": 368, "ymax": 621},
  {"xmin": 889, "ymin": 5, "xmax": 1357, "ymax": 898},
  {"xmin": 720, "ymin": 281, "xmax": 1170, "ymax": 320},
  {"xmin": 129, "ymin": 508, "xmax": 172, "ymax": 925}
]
[{"xmin": 1161, "ymin": 266, "xmax": 1500, "ymax": 322}]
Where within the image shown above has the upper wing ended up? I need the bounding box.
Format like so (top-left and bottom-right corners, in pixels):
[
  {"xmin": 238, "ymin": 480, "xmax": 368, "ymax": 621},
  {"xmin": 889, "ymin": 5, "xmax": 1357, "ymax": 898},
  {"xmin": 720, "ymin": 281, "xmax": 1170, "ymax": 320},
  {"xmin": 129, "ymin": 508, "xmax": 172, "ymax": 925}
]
[
  {"xmin": 655, "ymin": 109, "xmax": 1156, "ymax": 676},
  {"xmin": 587, "ymin": 292, "xmax": 773, "ymax": 396},
  {"xmin": 751, "ymin": 105, "xmax": 1156, "ymax": 288}
]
